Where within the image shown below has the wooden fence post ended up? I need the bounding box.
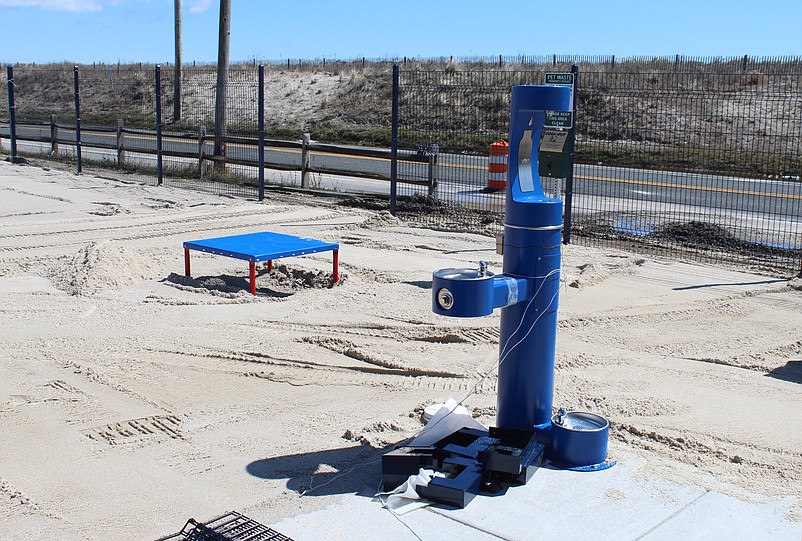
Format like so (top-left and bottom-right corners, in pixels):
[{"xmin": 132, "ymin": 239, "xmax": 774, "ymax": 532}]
[{"xmin": 301, "ymin": 132, "xmax": 310, "ymax": 188}]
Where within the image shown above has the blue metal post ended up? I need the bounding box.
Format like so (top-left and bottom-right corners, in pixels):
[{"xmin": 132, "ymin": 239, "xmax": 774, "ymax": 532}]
[
  {"xmin": 390, "ymin": 64, "xmax": 399, "ymax": 216},
  {"xmin": 155, "ymin": 65, "xmax": 163, "ymax": 186},
  {"xmin": 496, "ymin": 85, "xmax": 572, "ymax": 430},
  {"xmin": 258, "ymin": 64, "xmax": 265, "ymax": 201},
  {"xmin": 73, "ymin": 66, "xmax": 82, "ymax": 173},
  {"xmin": 6, "ymin": 66, "xmax": 19, "ymax": 164}
]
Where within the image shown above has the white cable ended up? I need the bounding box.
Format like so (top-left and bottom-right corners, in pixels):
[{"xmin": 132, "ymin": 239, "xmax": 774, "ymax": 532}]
[
  {"xmin": 497, "ymin": 268, "xmax": 561, "ymax": 363},
  {"xmin": 301, "ymin": 456, "xmax": 383, "ymax": 496},
  {"xmin": 302, "ymin": 267, "xmax": 562, "ymax": 515},
  {"xmin": 413, "ymin": 269, "xmax": 562, "ymax": 437}
]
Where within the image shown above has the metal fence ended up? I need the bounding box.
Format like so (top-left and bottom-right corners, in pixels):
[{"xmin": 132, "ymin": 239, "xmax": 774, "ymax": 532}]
[
  {"xmin": 396, "ymin": 57, "xmax": 802, "ymax": 275},
  {"xmin": 2, "ymin": 57, "xmax": 801, "ymax": 275},
  {"xmin": 571, "ymin": 57, "xmax": 802, "ymax": 275},
  {"xmin": 0, "ymin": 62, "xmax": 416, "ymax": 199},
  {"xmin": 1, "ymin": 64, "xmax": 163, "ymax": 185},
  {"xmin": 396, "ymin": 69, "xmax": 546, "ymax": 229}
]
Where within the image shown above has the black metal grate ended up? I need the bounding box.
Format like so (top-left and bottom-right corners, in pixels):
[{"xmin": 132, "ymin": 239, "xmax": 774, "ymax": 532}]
[{"xmin": 158, "ymin": 511, "xmax": 294, "ymax": 541}]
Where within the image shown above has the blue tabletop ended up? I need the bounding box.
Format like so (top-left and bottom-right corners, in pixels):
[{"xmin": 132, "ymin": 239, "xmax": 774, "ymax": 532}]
[{"xmin": 184, "ymin": 232, "xmax": 339, "ymax": 262}]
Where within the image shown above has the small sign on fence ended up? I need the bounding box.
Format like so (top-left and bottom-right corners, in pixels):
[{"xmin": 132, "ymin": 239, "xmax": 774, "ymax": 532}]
[
  {"xmin": 545, "ymin": 73, "xmax": 575, "ymax": 86},
  {"xmin": 544, "ymin": 111, "xmax": 573, "ymax": 129}
]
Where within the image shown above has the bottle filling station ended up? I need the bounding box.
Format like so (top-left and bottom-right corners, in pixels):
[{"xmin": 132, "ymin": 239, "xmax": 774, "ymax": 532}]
[{"xmin": 382, "ymin": 85, "xmax": 613, "ymax": 508}]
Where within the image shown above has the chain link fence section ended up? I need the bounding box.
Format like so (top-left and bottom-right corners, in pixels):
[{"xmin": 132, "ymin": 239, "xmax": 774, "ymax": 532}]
[
  {"xmin": 0, "ymin": 64, "xmax": 161, "ymax": 184},
  {"xmin": 1, "ymin": 66, "xmax": 81, "ymax": 168},
  {"xmin": 159, "ymin": 67, "xmax": 260, "ymax": 198},
  {"xmin": 572, "ymin": 57, "xmax": 802, "ymax": 275},
  {"xmin": 396, "ymin": 69, "xmax": 549, "ymax": 233},
  {"xmin": 2, "ymin": 58, "xmax": 801, "ymax": 274},
  {"xmin": 81, "ymin": 66, "xmax": 160, "ymax": 183},
  {"xmin": 396, "ymin": 58, "xmax": 801, "ymax": 275}
]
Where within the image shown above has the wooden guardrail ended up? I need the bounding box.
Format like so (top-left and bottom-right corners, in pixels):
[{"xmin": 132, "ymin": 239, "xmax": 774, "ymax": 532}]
[{"xmin": 0, "ymin": 118, "xmax": 438, "ymax": 194}]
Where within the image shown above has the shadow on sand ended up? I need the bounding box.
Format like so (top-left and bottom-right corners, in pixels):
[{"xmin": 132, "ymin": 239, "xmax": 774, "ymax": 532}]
[
  {"xmin": 766, "ymin": 360, "xmax": 802, "ymax": 384},
  {"xmin": 246, "ymin": 444, "xmax": 390, "ymax": 497}
]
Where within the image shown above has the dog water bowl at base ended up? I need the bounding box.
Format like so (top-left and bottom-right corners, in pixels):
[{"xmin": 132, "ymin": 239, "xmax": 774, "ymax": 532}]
[{"xmin": 550, "ymin": 411, "xmax": 609, "ymax": 467}]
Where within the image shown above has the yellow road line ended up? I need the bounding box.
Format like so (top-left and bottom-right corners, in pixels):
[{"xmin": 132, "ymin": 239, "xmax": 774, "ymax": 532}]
[
  {"xmin": 82, "ymin": 131, "xmax": 802, "ymax": 200},
  {"xmin": 441, "ymin": 161, "xmax": 486, "ymax": 171},
  {"xmin": 576, "ymin": 174, "xmax": 802, "ymax": 200}
]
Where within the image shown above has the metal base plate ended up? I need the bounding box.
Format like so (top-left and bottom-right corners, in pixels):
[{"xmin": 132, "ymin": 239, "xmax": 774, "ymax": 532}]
[{"xmin": 381, "ymin": 427, "xmax": 545, "ymax": 509}]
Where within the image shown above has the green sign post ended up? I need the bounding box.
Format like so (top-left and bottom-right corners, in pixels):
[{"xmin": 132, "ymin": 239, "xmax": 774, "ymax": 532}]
[{"xmin": 545, "ymin": 68, "xmax": 578, "ymax": 244}]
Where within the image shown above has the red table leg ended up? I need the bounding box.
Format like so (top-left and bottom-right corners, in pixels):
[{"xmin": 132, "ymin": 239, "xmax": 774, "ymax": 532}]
[
  {"xmin": 332, "ymin": 249, "xmax": 339, "ymax": 284},
  {"xmin": 184, "ymin": 248, "xmax": 191, "ymax": 277},
  {"xmin": 249, "ymin": 261, "xmax": 256, "ymax": 295}
]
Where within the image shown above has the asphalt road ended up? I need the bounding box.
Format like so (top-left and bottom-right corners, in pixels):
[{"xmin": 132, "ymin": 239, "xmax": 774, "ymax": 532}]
[{"xmin": 3, "ymin": 124, "xmax": 801, "ymax": 224}]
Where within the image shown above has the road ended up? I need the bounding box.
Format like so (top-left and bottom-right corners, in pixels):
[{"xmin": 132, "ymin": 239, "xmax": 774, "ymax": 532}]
[{"xmin": 2, "ymin": 124, "xmax": 801, "ymax": 226}]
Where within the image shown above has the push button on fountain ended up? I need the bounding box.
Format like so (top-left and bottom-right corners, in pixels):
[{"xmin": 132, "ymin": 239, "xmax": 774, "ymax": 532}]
[{"xmin": 437, "ymin": 288, "xmax": 454, "ymax": 310}]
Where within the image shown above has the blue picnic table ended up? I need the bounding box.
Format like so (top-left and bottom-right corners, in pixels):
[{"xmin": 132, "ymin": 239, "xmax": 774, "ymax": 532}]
[{"xmin": 183, "ymin": 231, "xmax": 340, "ymax": 295}]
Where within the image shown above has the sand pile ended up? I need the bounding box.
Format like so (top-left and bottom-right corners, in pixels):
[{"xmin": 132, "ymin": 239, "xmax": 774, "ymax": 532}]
[
  {"xmin": 163, "ymin": 263, "xmax": 341, "ymax": 298},
  {"xmin": 51, "ymin": 240, "xmax": 161, "ymax": 296}
]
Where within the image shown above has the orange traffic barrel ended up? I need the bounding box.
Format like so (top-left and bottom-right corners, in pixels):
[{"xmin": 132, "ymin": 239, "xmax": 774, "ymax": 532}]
[{"xmin": 487, "ymin": 139, "xmax": 508, "ymax": 190}]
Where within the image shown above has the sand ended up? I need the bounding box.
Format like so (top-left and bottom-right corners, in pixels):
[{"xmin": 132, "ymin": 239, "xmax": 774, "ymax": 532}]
[{"xmin": 0, "ymin": 159, "xmax": 800, "ymax": 539}]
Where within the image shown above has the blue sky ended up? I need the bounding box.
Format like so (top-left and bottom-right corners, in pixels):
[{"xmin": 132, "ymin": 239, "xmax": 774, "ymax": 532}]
[{"xmin": 1, "ymin": 0, "xmax": 799, "ymax": 64}]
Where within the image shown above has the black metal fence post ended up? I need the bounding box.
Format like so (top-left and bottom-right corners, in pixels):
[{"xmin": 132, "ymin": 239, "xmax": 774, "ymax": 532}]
[
  {"xmin": 427, "ymin": 151, "xmax": 437, "ymax": 196},
  {"xmin": 73, "ymin": 66, "xmax": 82, "ymax": 173},
  {"xmin": 6, "ymin": 66, "xmax": 19, "ymax": 164},
  {"xmin": 50, "ymin": 115, "xmax": 58, "ymax": 157},
  {"xmin": 197, "ymin": 126, "xmax": 205, "ymax": 178},
  {"xmin": 563, "ymin": 63, "xmax": 579, "ymax": 245},
  {"xmin": 258, "ymin": 64, "xmax": 265, "ymax": 201},
  {"xmin": 116, "ymin": 119, "xmax": 125, "ymax": 166},
  {"xmin": 155, "ymin": 65, "xmax": 163, "ymax": 186},
  {"xmin": 390, "ymin": 64, "xmax": 399, "ymax": 215},
  {"xmin": 301, "ymin": 133, "xmax": 310, "ymax": 188}
]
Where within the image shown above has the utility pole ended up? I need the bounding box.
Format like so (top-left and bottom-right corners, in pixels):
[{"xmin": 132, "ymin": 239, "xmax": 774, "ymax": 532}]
[
  {"xmin": 173, "ymin": 0, "xmax": 182, "ymax": 123},
  {"xmin": 213, "ymin": 0, "xmax": 231, "ymax": 172}
]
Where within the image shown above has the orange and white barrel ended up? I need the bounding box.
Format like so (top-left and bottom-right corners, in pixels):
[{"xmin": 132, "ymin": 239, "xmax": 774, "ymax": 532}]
[{"xmin": 487, "ymin": 139, "xmax": 509, "ymax": 190}]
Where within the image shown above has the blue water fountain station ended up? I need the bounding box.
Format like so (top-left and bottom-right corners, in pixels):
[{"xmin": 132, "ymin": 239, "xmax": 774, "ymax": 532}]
[{"xmin": 382, "ymin": 85, "xmax": 612, "ymax": 509}]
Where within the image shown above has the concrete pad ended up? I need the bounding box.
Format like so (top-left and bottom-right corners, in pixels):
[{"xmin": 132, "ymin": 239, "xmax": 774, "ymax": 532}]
[
  {"xmin": 428, "ymin": 458, "xmax": 705, "ymax": 541},
  {"xmin": 641, "ymin": 491, "xmax": 801, "ymax": 541},
  {"xmin": 268, "ymin": 456, "xmax": 801, "ymax": 541},
  {"xmin": 273, "ymin": 496, "xmax": 497, "ymax": 541}
]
